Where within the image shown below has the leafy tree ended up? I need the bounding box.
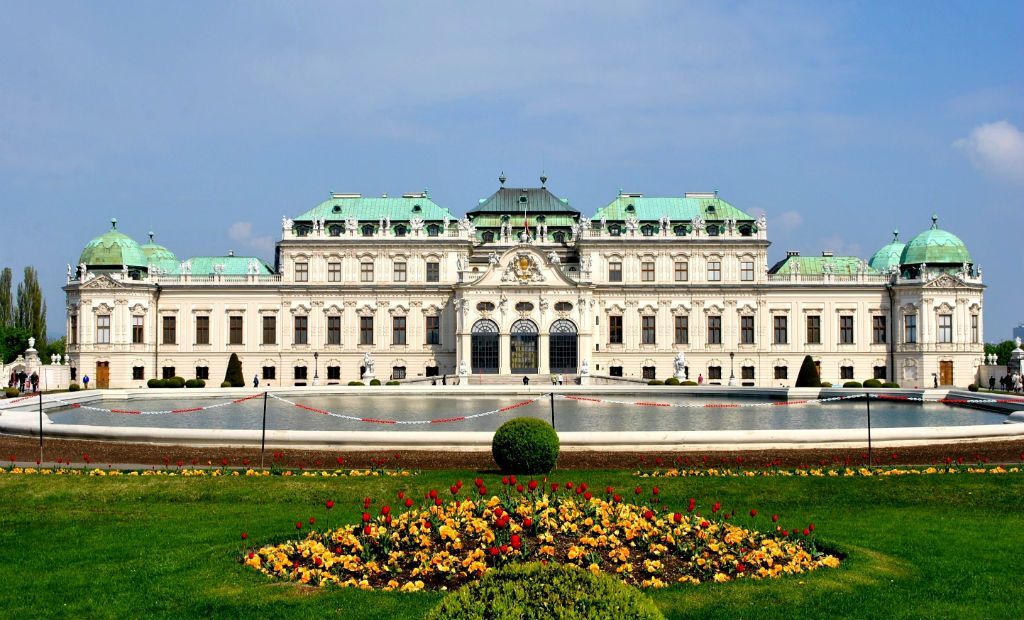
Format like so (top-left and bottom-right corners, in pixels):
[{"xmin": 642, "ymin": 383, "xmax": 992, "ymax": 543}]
[
  {"xmin": 984, "ymin": 340, "xmax": 1017, "ymax": 366},
  {"xmin": 15, "ymin": 266, "xmax": 46, "ymax": 348},
  {"xmin": 0, "ymin": 268, "xmax": 12, "ymax": 327},
  {"xmin": 224, "ymin": 353, "xmax": 244, "ymax": 387},
  {"xmin": 42, "ymin": 337, "xmax": 66, "ymax": 360},
  {"xmin": 0, "ymin": 325, "xmax": 31, "ymax": 365},
  {"xmin": 795, "ymin": 355, "xmax": 821, "ymax": 387}
]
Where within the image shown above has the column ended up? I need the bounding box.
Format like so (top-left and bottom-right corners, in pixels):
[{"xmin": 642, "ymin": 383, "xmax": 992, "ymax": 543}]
[
  {"xmin": 538, "ymin": 333, "xmax": 550, "ymax": 374},
  {"xmin": 499, "ymin": 332, "xmax": 511, "ymax": 375}
]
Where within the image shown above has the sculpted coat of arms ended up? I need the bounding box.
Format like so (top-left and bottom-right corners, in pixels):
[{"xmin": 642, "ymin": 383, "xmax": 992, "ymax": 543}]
[{"xmin": 501, "ymin": 252, "xmax": 545, "ymax": 284}]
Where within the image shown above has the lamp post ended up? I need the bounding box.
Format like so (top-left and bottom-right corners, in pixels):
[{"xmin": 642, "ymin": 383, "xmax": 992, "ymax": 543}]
[
  {"xmin": 313, "ymin": 351, "xmax": 319, "ymax": 386},
  {"xmin": 728, "ymin": 351, "xmax": 736, "ymax": 386}
]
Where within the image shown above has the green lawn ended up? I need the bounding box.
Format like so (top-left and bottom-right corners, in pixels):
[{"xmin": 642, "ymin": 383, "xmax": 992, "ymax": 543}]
[{"xmin": 1, "ymin": 470, "xmax": 1022, "ymax": 619}]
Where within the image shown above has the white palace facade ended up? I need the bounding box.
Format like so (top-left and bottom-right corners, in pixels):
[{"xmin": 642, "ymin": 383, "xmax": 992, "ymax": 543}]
[{"xmin": 64, "ymin": 176, "xmax": 985, "ymax": 389}]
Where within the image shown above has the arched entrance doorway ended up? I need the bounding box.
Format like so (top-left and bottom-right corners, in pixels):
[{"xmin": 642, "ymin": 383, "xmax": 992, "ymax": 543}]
[
  {"xmin": 549, "ymin": 319, "xmax": 578, "ymax": 373},
  {"xmin": 510, "ymin": 319, "xmax": 538, "ymax": 374},
  {"xmin": 470, "ymin": 320, "xmax": 499, "ymax": 374}
]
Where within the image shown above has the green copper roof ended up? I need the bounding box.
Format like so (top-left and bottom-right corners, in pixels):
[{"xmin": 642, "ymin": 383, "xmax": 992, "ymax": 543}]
[
  {"xmin": 900, "ymin": 215, "xmax": 972, "ymax": 266},
  {"xmin": 184, "ymin": 256, "xmax": 274, "ymax": 276},
  {"xmin": 78, "ymin": 219, "xmax": 149, "ymax": 269},
  {"xmin": 868, "ymin": 230, "xmax": 905, "ymax": 272},
  {"xmin": 141, "ymin": 232, "xmax": 178, "ymax": 263},
  {"xmin": 294, "ymin": 194, "xmax": 453, "ymax": 222},
  {"xmin": 769, "ymin": 255, "xmax": 877, "ymax": 276},
  {"xmin": 593, "ymin": 194, "xmax": 755, "ymax": 222},
  {"xmin": 468, "ymin": 186, "xmax": 580, "ymax": 216},
  {"xmin": 468, "ymin": 214, "xmax": 578, "ymax": 228}
]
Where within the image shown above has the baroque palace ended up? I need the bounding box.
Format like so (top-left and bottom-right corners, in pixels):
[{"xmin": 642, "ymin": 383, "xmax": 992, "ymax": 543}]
[{"xmin": 64, "ymin": 175, "xmax": 984, "ymax": 389}]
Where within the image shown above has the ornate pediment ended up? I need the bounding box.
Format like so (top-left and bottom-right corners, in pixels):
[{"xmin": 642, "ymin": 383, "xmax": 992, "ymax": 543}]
[
  {"xmin": 80, "ymin": 274, "xmax": 129, "ymax": 290},
  {"xmin": 501, "ymin": 252, "xmax": 546, "ymax": 284},
  {"xmin": 469, "ymin": 246, "xmax": 578, "ymax": 288},
  {"xmin": 923, "ymin": 273, "xmax": 966, "ymax": 289}
]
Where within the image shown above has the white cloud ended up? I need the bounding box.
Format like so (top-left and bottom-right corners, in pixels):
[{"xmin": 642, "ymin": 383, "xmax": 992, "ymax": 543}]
[
  {"xmin": 818, "ymin": 234, "xmax": 862, "ymax": 258},
  {"xmin": 227, "ymin": 221, "xmax": 274, "ymax": 255},
  {"xmin": 954, "ymin": 120, "xmax": 1024, "ymax": 185},
  {"xmin": 776, "ymin": 211, "xmax": 803, "ymax": 231}
]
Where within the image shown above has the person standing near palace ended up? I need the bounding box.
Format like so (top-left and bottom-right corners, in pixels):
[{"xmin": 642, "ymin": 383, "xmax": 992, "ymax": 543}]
[{"xmin": 30, "ymin": 372, "xmax": 39, "ymax": 393}]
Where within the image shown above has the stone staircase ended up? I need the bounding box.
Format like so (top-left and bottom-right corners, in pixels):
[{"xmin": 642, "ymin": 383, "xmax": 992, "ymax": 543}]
[{"xmin": 459, "ymin": 374, "xmax": 579, "ymax": 386}]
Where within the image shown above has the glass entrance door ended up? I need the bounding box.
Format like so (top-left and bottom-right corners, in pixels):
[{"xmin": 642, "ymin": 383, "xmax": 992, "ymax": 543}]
[
  {"xmin": 549, "ymin": 319, "xmax": 578, "ymax": 373},
  {"xmin": 471, "ymin": 320, "xmax": 499, "ymax": 374},
  {"xmin": 510, "ymin": 319, "xmax": 538, "ymax": 374}
]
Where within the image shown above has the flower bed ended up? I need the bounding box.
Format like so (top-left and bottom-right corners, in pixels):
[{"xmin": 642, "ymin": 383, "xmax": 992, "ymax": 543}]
[{"xmin": 243, "ymin": 478, "xmax": 840, "ymax": 591}]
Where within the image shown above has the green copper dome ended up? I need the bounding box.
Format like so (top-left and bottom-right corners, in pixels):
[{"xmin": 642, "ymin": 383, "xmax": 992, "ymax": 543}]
[
  {"xmin": 141, "ymin": 231, "xmax": 179, "ymax": 273},
  {"xmin": 78, "ymin": 218, "xmax": 148, "ymax": 269},
  {"xmin": 868, "ymin": 230, "xmax": 906, "ymax": 271},
  {"xmin": 900, "ymin": 215, "xmax": 972, "ymax": 266}
]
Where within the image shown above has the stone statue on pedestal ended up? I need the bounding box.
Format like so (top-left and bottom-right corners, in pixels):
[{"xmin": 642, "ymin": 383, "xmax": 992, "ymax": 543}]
[
  {"xmin": 363, "ymin": 351, "xmax": 375, "ymax": 379},
  {"xmin": 673, "ymin": 351, "xmax": 686, "ymax": 380}
]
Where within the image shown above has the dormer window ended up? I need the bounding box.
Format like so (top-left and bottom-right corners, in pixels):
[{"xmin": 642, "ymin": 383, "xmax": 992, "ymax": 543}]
[
  {"xmin": 739, "ymin": 224, "xmax": 753, "ymax": 236},
  {"xmin": 412, "ymin": 204, "xmax": 422, "ymax": 213},
  {"xmin": 625, "ymin": 204, "xmax": 635, "ymax": 213},
  {"xmin": 537, "ymin": 215, "xmax": 546, "ymax": 223},
  {"xmin": 518, "ymin": 196, "xmax": 528, "ymax": 204},
  {"xmin": 361, "ymin": 224, "xmax": 375, "ymax": 237},
  {"xmin": 296, "ymin": 226, "xmax": 309, "ymax": 237},
  {"xmin": 552, "ymin": 231, "xmax": 565, "ymax": 243},
  {"xmin": 641, "ymin": 225, "xmax": 655, "ymax": 237},
  {"xmin": 707, "ymin": 225, "xmax": 719, "ymax": 236},
  {"xmin": 394, "ymin": 225, "xmax": 407, "ymax": 237},
  {"xmin": 332, "ymin": 205, "xmax": 342, "ymax": 213},
  {"xmin": 609, "ymin": 224, "xmax": 621, "ymax": 236},
  {"xmin": 482, "ymin": 231, "xmax": 495, "ymax": 243},
  {"xmin": 427, "ymin": 224, "xmax": 440, "ymax": 237},
  {"xmin": 707, "ymin": 204, "xmax": 716, "ymax": 213},
  {"xmin": 329, "ymin": 225, "xmax": 342, "ymax": 237},
  {"xmin": 674, "ymin": 225, "xmax": 687, "ymax": 236}
]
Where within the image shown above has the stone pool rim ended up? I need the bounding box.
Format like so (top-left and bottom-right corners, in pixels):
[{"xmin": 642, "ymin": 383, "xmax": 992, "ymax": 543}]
[{"xmin": 2, "ymin": 385, "xmax": 1022, "ymax": 452}]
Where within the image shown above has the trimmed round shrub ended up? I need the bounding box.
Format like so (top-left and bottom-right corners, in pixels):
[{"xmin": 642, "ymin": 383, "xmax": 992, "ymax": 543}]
[
  {"xmin": 348, "ymin": 381, "xmax": 364, "ymax": 386},
  {"xmin": 664, "ymin": 376, "xmax": 680, "ymax": 385},
  {"xmin": 492, "ymin": 417, "xmax": 560, "ymax": 474},
  {"xmin": 185, "ymin": 379, "xmax": 206, "ymax": 388},
  {"xmin": 820, "ymin": 381, "xmax": 833, "ymax": 387},
  {"xmin": 68, "ymin": 383, "xmax": 80, "ymax": 392},
  {"xmin": 968, "ymin": 383, "xmax": 979, "ymax": 392},
  {"xmin": 147, "ymin": 378, "xmax": 165, "ymax": 388},
  {"xmin": 680, "ymin": 380, "xmax": 697, "ymax": 386},
  {"xmin": 166, "ymin": 376, "xmax": 186, "ymax": 388},
  {"xmin": 4, "ymin": 387, "xmax": 19, "ymax": 398},
  {"xmin": 425, "ymin": 562, "xmax": 664, "ymax": 620},
  {"xmin": 882, "ymin": 381, "xmax": 900, "ymax": 388},
  {"xmin": 647, "ymin": 379, "xmax": 663, "ymax": 386},
  {"xmin": 385, "ymin": 380, "xmax": 400, "ymax": 386},
  {"xmin": 369, "ymin": 378, "xmax": 382, "ymax": 386},
  {"xmin": 843, "ymin": 381, "xmax": 863, "ymax": 388},
  {"xmin": 220, "ymin": 381, "xmax": 232, "ymax": 388},
  {"xmin": 862, "ymin": 378, "xmax": 883, "ymax": 388}
]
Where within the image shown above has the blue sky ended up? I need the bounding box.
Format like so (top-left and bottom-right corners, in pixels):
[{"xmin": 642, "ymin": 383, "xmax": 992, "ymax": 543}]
[{"xmin": 1, "ymin": 1, "xmax": 1022, "ymax": 338}]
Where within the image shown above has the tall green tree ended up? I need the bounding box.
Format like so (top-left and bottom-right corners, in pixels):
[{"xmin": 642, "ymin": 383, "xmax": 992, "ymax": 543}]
[
  {"xmin": 0, "ymin": 267, "xmax": 12, "ymax": 327},
  {"xmin": 15, "ymin": 266, "xmax": 47, "ymax": 348}
]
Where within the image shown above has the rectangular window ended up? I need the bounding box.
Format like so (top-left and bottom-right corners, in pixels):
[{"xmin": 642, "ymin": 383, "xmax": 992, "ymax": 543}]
[
  {"xmin": 806, "ymin": 315, "xmax": 821, "ymax": 344},
  {"xmin": 873, "ymin": 366, "xmax": 887, "ymax": 380},
  {"xmin": 641, "ymin": 261, "xmax": 655, "ymax": 282},
  {"xmin": 674, "ymin": 261, "xmax": 688, "ymax": 282},
  {"xmin": 741, "ymin": 261, "xmax": 754, "ymax": 282},
  {"xmin": 132, "ymin": 366, "xmax": 144, "ymax": 381},
  {"xmin": 608, "ymin": 315, "xmax": 623, "ymax": 344},
  {"xmin": 708, "ymin": 366, "xmax": 722, "ymax": 380},
  {"xmin": 938, "ymin": 314, "xmax": 953, "ymax": 343},
  {"xmin": 674, "ymin": 316, "xmax": 689, "ymax": 345},
  {"xmin": 641, "ymin": 315, "xmax": 656, "ymax": 344},
  {"xmin": 229, "ymin": 316, "xmax": 243, "ymax": 345},
  {"xmin": 971, "ymin": 314, "xmax": 979, "ymax": 344},
  {"xmin": 294, "ymin": 366, "xmax": 307, "ymax": 381},
  {"xmin": 293, "ymin": 316, "xmax": 308, "ymax": 345},
  {"xmin": 327, "ymin": 316, "xmax": 341, "ymax": 345},
  {"xmin": 360, "ymin": 316, "xmax": 374, "ymax": 345},
  {"xmin": 295, "ymin": 262, "xmax": 308, "ymax": 282},
  {"xmin": 426, "ymin": 316, "xmax": 440, "ymax": 345},
  {"xmin": 70, "ymin": 315, "xmax": 78, "ymax": 344},
  {"xmin": 707, "ymin": 261, "xmax": 721, "ymax": 282},
  {"xmin": 262, "ymin": 315, "xmax": 276, "ymax": 345},
  {"xmin": 392, "ymin": 366, "xmax": 406, "ymax": 380},
  {"xmin": 904, "ymin": 315, "xmax": 917, "ymax": 344},
  {"xmin": 361, "ymin": 262, "xmax": 374, "ymax": 282},
  {"xmin": 742, "ymin": 366, "xmax": 755, "ymax": 380},
  {"xmin": 872, "ymin": 316, "xmax": 887, "ymax": 344},
  {"xmin": 741, "ymin": 316, "xmax": 755, "ymax": 344},
  {"xmin": 426, "ymin": 262, "xmax": 440, "ymax": 283},
  {"xmin": 642, "ymin": 366, "xmax": 656, "ymax": 380},
  {"xmin": 609, "ymin": 366, "xmax": 623, "ymax": 377},
  {"xmin": 707, "ymin": 316, "xmax": 722, "ymax": 344},
  {"xmin": 328, "ymin": 261, "xmax": 342, "ymax": 282},
  {"xmin": 131, "ymin": 315, "xmax": 144, "ymax": 344},
  {"xmin": 327, "ymin": 366, "xmax": 341, "ymax": 381},
  {"xmin": 393, "ymin": 262, "xmax": 406, "ymax": 282},
  {"xmin": 196, "ymin": 366, "xmax": 209, "ymax": 380},
  {"xmin": 774, "ymin": 366, "xmax": 788, "ymax": 379},
  {"xmin": 392, "ymin": 316, "xmax": 407, "ymax": 345},
  {"xmin": 608, "ymin": 261, "xmax": 622, "ymax": 283},
  {"xmin": 262, "ymin": 366, "xmax": 276, "ymax": 380},
  {"xmin": 162, "ymin": 366, "xmax": 175, "ymax": 380},
  {"xmin": 195, "ymin": 315, "xmax": 210, "ymax": 345},
  {"xmin": 162, "ymin": 316, "xmax": 176, "ymax": 345},
  {"xmin": 841, "ymin": 366, "xmax": 854, "ymax": 380},
  {"xmin": 95, "ymin": 315, "xmax": 111, "ymax": 344},
  {"xmin": 839, "ymin": 315, "xmax": 854, "ymax": 344},
  {"xmin": 773, "ymin": 316, "xmax": 788, "ymax": 344}
]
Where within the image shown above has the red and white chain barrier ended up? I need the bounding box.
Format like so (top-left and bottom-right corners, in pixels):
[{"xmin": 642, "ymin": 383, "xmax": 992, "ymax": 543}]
[
  {"xmin": 46, "ymin": 393, "xmax": 265, "ymax": 416},
  {"xmin": 268, "ymin": 393, "xmax": 543, "ymax": 426},
  {"xmin": 558, "ymin": 393, "xmax": 867, "ymax": 409}
]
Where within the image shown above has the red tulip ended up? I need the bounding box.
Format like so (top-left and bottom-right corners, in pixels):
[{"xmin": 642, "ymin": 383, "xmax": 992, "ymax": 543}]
[
  {"xmin": 456, "ymin": 480, "xmax": 463, "ymax": 489},
  {"xmin": 500, "ymin": 544, "xmax": 509, "ymax": 554},
  {"xmin": 772, "ymin": 514, "xmax": 779, "ymax": 522},
  {"xmin": 687, "ymin": 498, "xmax": 696, "ymax": 512},
  {"xmin": 736, "ymin": 562, "xmax": 746, "ymax": 573},
  {"xmin": 220, "ymin": 458, "xmax": 228, "ymax": 466},
  {"xmin": 295, "ymin": 521, "xmax": 302, "ymax": 530},
  {"xmin": 781, "ymin": 529, "xmax": 789, "ymax": 536},
  {"xmin": 450, "ymin": 485, "xmax": 459, "ymax": 495},
  {"xmin": 565, "ymin": 481, "xmax": 574, "ymax": 489},
  {"xmin": 435, "ymin": 498, "xmax": 443, "ymax": 506},
  {"xmin": 326, "ymin": 500, "xmax": 334, "ymax": 510},
  {"xmin": 613, "ymin": 494, "xmax": 622, "ymax": 503},
  {"xmin": 643, "ymin": 509, "xmax": 654, "ymax": 520},
  {"xmin": 712, "ymin": 502, "xmax": 721, "ymax": 513},
  {"xmin": 808, "ymin": 523, "xmax": 815, "ymax": 532},
  {"xmin": 673, "ymin": 513, "xmax": 682, "ymax": 524},
  {"xmin": 579, "ymin": 483, "xmax": 588, "ymax": 491},
  {"xmin": 523, "ymin": 517, "xmax": 533, "ymax": 527},
  {"xmin": 803, "ymin": 528, "xmax": 810, "ymax": 536},
  {"xmin": 502, "ymin": 476, "xmax": 510, "ymax": 485},
  {"xmin": 248, "ymin": 552, "xmax": 254, "ymax": 559},
  {"xmin": 362, "ymin": 512, "xmax": 371, "ymax": 522},
  {"xmin": 241, "ymin": 532, "xmax": 248, "ymax": 540},
  {"xmin": 606, "ymin": 486, "xmax": 614, "ymax": 495},
  {"xmin": 405, "ymin": 498, "xmax": 414, "ymax": 508},
  {"xmin": 700, "ymin": 520, "xmax": 709, "ymax": 528},
  {"xmin": 509, "ymin": 475, "xmax": 517, "ymax": 484},
  {"xmin": 363, "ymin": 525, "xmax": 372, "ymax": 535},
  {"xmin": 583, "ymin": 491, "xmax": 593, "ymax": 500},
  {"xmin": 398, "ymin": 490, "xmax": 405, "ymax": 499},
  {"xmin": 489, "ymin": 546, "xmax": 499, "ymax": 556},
  {"xmin": 516, "ymin": 484, "xmax": 524, "ymax": 492},
  {"xmin": 364, "ymin": 497, "xmax": 372, "ymax": 508},
  {"xmin": 308, "ymin": 517, "xmax": 315, "ymax": 524},
  {"xmin": 428, "ymin": 489, "xmax": 438, "ymax": 499},
  {"xmin": 550, "ymin": 483, "xmax": 559, "ymax": 492},
  {"xmin": 635, "ymin": 486, "xmax": 642, "ymax": 495},
  {"xmin": 749, "ymin": 509, "xmax": 758, "ymax": 517},
  {"xmin": 475, "ymin": 477, "xmax": 484, "ymax": 487},
  {"xmin": 479, "ymin": 486, "xmax": 488, "ymax": 495},
  {"xmin": 652, "ymin": 486, "xmax": 660, "ymax": 496},
  {"xmin": 528, "ymin": 479, "xmax": 538, "ymax": 491}
]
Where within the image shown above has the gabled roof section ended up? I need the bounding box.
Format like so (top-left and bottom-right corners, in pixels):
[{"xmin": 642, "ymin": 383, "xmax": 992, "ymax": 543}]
[
  {"xmin": 294, "ymin": 193, "xmax": 454, "ymax": 222},
  {"xmin": 594, "ymin": 193, "xmax": 755, "ymax": 222},
  {"xmin": 178, "ymin": 256, "xmax": 274, "ymax": 276},
  {"xmin": 468, "ymin": 187, "xmax": 579, "ymax": 216},
  {"xmin": 769, "ymin": 255, "xmax": 877, "ymax": 276}
]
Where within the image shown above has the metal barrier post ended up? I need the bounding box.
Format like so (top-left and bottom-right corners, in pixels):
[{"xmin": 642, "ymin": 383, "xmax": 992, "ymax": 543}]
[
  {"xmin": 549, "ymin": 391, "xmax": 556, "ymax": 430},
  {"xmin": 260, "ymin": 392, "xmax": 268, "ymax": 469},
  {"xmin": 38, "ymin": 392, "xmax": 44, "ymax": 464},
  {"xmin": 866, "ymin": 393, "xmax": 873, "ymax": 466}
]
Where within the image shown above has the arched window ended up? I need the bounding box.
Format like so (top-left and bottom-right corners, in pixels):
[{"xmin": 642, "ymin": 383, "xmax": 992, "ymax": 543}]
[
  {"xmin": 515, "ymin": 302, "xmax": 534, "ymax": 312},
  {"xmin": 427, "ymin": 224, "xmax": 440, "ymax": 237},
  {"xmin": 511, "ymin": 319, "xmax": 538, "ymax": 333},
  {"xmin": 609, "ymin": 224, "xmax": 621, "ymax": 236},
  {"xmin": 394, "ymin": 225, "xmax": 407, "ymax": 237},
  {"xmin": 472, "ymin": 319, "xmax": 499, "ymax": 334},
  {"xmin": 329, "ymin": 225, "xmax": 342, "ymax": 237},
  {"xmin": 550, "ymin": 319, "xmax": 577, "ymax": 334},
  {"xmin": 482, "ymin": 231, "xmax": 495, "ymax": 243},
  {"xmin": 361, "ymin": 224, "xmax": 375, "ymax": 237},
  {"xmin": 739, "ymin": 224, "xmax": 753, "ymax": 237},
  {"xmin": 674, "ymin": 225, "xmax": 687, "ymax": 236},
  {"xmin": 552, "ymin": 231, "xmax": 565, "ymax": 243},
  {"xmin": 641, "ymin": 225, "xmax": 655, "ymax": 237},
  {"xmin": 706, "ymin": 225, "xmax": 719, "ymax": 236}
]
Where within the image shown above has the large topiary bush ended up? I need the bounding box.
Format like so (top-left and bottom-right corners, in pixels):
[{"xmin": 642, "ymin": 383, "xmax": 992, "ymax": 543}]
[
  {"xmin": 347, "ymin": 381, "xmax": 364, "ymax": 386},
  {"xmin": 647, "ymin": 379, "xmax": 663, "ymax": 386},
  {"xmin": 185, "ymin": 378, "xmax": 205, "ymax": 388},
  {"xmin": 664, "ymin": 376, "xmax": 680, "ymax": 386},
  {"xmin": 492, "ymin": 417, "xmax": 560, "ymax": 474},
  {"xmin": 881, "ymin": 381, "xmax": 899, "ymax": 388},
  {"xmin": 425, "ymin": 562, "xmax": 664, "ymax": 620},
  {"xmin": 680, "ymin": 380, "xmax": 697, "ymax": 386},
  {"xmin": 843, "ymin": 381, "xmax": 863, "ymax": 388},
  {"xmin": 862, "ymin": 378, "xmax": 883, "ymax": 388},
  {"xmin": 68, "ymin": 383, "xmax": 80, "ymax": 392},
  {"xmin": 166, "ymin": 376, "xmax": 186, "ymax": 388},
  {"xmin": 147, "ymin": 378, "xmax": 165, "ymax": 388},
  {"xmin": 369, "ymin": 378, "xmax": 382, "ymax": 386},
  {"xmin": 220, "ymin": 381, "xmax": 232, "ymax": 388},
  {"xmin": 224, "ymin": 353, "xmax": 245, "ymax": 388},
  {"xmin": 4, "ymin": 387, "xmax": 19, "ymax": 398},
  {"xmin": 795, "ymin": 355, "xmax": 821, "ymax": 388}
]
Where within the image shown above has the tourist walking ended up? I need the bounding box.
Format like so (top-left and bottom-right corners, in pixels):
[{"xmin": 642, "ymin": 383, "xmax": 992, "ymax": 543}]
[
  {"xmin": 83, "ymin": 375, "xmax": 89, "ymax": 389},
  {"xmin": 441, "ymin": 375, "xmax": 447, "ymax": 385},
  {"xmin": 523, "ymin": 376, "xmax": 530, "ymax": 385},
  {"xmin": 989, "ymin": 376, "xmax": 996, "ymax": 390},
  {"xmin": 30, "ymin": 372, "xmax": 38, "ymax": 393},
  {"xmin": 253, "ymin": 374, "xmax": 259, "ymax": 388}
]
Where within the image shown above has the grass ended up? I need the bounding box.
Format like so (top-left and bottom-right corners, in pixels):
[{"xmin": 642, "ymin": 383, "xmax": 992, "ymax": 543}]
[{"xmin": 1, "ymin": 470, "xmax": 1023, "ymax": 619}]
